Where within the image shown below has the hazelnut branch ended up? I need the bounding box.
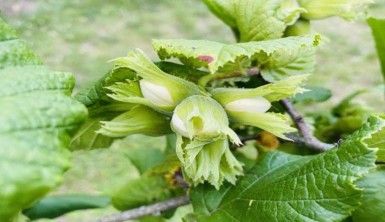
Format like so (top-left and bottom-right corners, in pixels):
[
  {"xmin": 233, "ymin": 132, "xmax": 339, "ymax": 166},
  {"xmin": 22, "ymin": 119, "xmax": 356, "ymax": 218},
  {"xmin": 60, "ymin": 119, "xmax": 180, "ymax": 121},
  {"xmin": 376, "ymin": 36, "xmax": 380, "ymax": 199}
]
[
  {"xmin": 97, "ymin": 196, "xmax": 190, "ymax": 222},
  {"xmin": 280, "ymin": 99, "xmax": 335, "ymax": 152}
]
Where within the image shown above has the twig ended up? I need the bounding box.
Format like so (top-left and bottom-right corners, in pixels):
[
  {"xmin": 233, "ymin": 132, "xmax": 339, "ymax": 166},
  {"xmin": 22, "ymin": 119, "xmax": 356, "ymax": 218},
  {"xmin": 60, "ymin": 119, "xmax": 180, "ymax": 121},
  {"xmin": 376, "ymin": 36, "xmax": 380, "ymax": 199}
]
[
  {"xmin": 280, "ymin": 99, "xmax": 334, "ymax": 152},
  {"xmin": 97, "ymin": 196, "xmax": 190, "ymax": 222}
]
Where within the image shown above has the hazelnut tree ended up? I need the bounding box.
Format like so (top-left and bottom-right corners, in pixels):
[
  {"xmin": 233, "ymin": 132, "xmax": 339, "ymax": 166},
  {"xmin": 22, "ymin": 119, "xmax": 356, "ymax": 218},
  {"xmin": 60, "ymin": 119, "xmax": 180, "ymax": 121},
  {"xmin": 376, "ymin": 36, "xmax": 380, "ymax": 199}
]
[{"xmin": 0, "ymin": 1, "xmax": 385, "ymax": 222}]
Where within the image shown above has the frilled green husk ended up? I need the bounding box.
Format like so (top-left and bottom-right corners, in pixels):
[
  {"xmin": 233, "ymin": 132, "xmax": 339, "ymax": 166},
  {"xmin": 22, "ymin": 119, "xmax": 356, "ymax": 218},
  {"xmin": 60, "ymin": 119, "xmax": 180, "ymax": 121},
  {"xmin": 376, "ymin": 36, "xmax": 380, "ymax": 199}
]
[
  {"xmin": 176, "ymin": 135, "xmax": 243, "ymax": 189},
  {"xmin": 98, "ymin": 105, "xmax": 171, "ymax": 137},
  {"xmin": 111, "ymin": 49, "xmax": 204, "ymax": 112},
  {"xmin": 171, "ymin": 95, "xmax": 243, "ymax": 188},
  {"xmin": 211, "ymin": 75, "xmax": 305, "ymax": 139}
]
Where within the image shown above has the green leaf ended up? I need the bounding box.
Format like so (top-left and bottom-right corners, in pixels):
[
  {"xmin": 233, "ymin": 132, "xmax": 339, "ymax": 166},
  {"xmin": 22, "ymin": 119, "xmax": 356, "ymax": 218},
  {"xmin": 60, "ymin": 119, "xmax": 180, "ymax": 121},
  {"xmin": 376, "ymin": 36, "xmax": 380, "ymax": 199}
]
[
  {"xmin": 0, "ymin": 65, "xmax": 75, "ymax": 96},
  {"xmin": 117, "ymin": 145, "xmax": 166, "ymax": 174},
  {"xmin": 153, "ymin": 36, "xmax": 320, "ymax": 82},
  {"xmin": 0, "ymin": 18, "xmax": 87, "ymax": 221},
  {"xmin": 0, "ymin": 38, "xmax": 42, "ymax": 69},
  {"xmin": 106, "ymin": 139, "xmax": 181, "ymax": 211},
  {"xmin": 190, "ymin": 183, "xmax": 231, "ymax": 216},
  {"xmin": 202, "ymin": 0, "xmax": 305, "ymax": 41},
  {"xmin": 191, "ymin": 116, "xmax": 383, "ymax": 222},
  {"xmin": 155, "ymin": 61, "xmax": 208, "ymax": 83},
  {"xmin": 166, "ymin": 205, "xmax": 194, "ymax": 222},
  {"xmin": 352, "ymin": 167, "xmax": 385, "ymax": 222},
  {"xmin": 23, "ymin": 194, "xmax": 110, "ymax": 220},
  {"xmin": 110, "ymin": 175, "xmax": 175, "ymax": 211},
  {"xmin": 368, "ymin": 18, "xmax": 385, "ymax": 85},
  {"xmin": 111, "ymin": 176, "xmax": 176, "ymax": 212},
  {"xmin": 299, "ymin": 0, "xmax": 373, "ymax": 20},
  {"xmin": 293, "ymin": 86, "xmax": 332, "ymax": 104},
  {"xmin": 64, "ymin": 143, "xmax": 142, "ymax": 193},
  {"xmin": 363, "ymin": 122, "xmax": 385, "ymax": 162}
]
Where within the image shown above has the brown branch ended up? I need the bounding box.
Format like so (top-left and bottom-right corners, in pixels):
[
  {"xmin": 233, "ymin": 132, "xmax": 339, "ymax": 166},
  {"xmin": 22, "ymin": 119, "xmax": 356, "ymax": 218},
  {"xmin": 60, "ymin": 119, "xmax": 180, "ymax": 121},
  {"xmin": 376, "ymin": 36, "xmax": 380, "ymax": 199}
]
[
  {"xmin": 280, "ymin": 99, "xmax": 334, "ymax": 152},
  {"xmin": 97, "ymin": 196, "xmax": 190, "ymax": 222}
]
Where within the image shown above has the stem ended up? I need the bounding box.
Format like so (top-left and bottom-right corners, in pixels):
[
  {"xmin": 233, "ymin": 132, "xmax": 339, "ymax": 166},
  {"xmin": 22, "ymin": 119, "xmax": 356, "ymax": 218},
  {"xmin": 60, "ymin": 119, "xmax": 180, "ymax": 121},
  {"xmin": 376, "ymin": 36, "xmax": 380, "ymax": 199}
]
[
  {"xmin": 280, "ymin": 99, "xmax": 334, "ymax": 152},
  {"xmin": 97, "ymin": 196, "xmax": 190, "ymax": 222}
]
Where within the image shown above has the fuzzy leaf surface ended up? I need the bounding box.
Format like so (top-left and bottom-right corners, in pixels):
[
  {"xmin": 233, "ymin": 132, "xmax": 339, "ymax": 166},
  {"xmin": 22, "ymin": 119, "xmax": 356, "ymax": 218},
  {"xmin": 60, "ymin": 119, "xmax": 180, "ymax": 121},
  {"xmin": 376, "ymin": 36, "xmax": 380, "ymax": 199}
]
[
  {"xmin": 72, "ymin": 66, "xmax": 135, "ymax": 149},
  {"xmin": 352, "ymin": 167, "xmax": 385, "ymax": 222},
  {"xmin": 203, "ymin": 0, "xmax": 304, "ymax": 41},
  {"xmin": 0, "ymin": 18, "xmax": 87, "ymax": 220},
  {"xmin": 153, "ymin": 36, "xmax": 319, "ymax": 81},
  {"xmin": 191, "ymin": 116, "xmax": 383, "ymax": 222}
]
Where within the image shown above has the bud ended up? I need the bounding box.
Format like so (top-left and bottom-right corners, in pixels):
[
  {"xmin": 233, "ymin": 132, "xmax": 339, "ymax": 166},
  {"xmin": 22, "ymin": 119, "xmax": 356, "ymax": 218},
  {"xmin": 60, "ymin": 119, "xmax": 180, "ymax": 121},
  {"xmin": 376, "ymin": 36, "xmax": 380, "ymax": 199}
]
[
  {"xmin": 171, "ymin": 95, "xmax": 243, "ymax": 188},
  {"xmin": 98, "ymin": 105, "xmax": 171, "ymax": 137},
  {"xmin": 112, "ymin": 49, "xmax": 204, "ymax": 112},
  {"xmin": 212, "ymin": 75, "xmax": 307, "ymax": 139},
  {"xmin": 298, "ymin": 0, "xmax": 373, "ymax": 20}
]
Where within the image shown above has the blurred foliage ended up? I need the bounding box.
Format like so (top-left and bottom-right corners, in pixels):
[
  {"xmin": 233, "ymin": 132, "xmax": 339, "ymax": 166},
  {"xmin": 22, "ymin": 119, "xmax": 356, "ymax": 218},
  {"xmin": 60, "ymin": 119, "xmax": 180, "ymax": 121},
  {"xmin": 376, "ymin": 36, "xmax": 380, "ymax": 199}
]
[{"xmin": 311, "ymin": 91, "xmax": 373, "ymax": 143}]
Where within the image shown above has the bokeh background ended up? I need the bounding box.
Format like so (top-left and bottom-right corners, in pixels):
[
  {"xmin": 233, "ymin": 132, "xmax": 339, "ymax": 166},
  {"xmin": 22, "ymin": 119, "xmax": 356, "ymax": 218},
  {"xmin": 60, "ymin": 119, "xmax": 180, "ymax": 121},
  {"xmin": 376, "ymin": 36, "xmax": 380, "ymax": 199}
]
[{"xmin": 1, "ymin": 0, "xmax": 385, "ymax": 221}]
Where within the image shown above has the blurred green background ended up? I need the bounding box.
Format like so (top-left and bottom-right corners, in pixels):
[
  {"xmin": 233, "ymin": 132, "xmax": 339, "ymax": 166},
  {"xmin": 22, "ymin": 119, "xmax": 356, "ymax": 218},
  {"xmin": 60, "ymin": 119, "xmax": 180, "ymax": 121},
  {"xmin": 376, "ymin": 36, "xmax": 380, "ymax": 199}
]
[{"xmin": 1, "ymin": 0, "xmax": 385, "ymax": 221}]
